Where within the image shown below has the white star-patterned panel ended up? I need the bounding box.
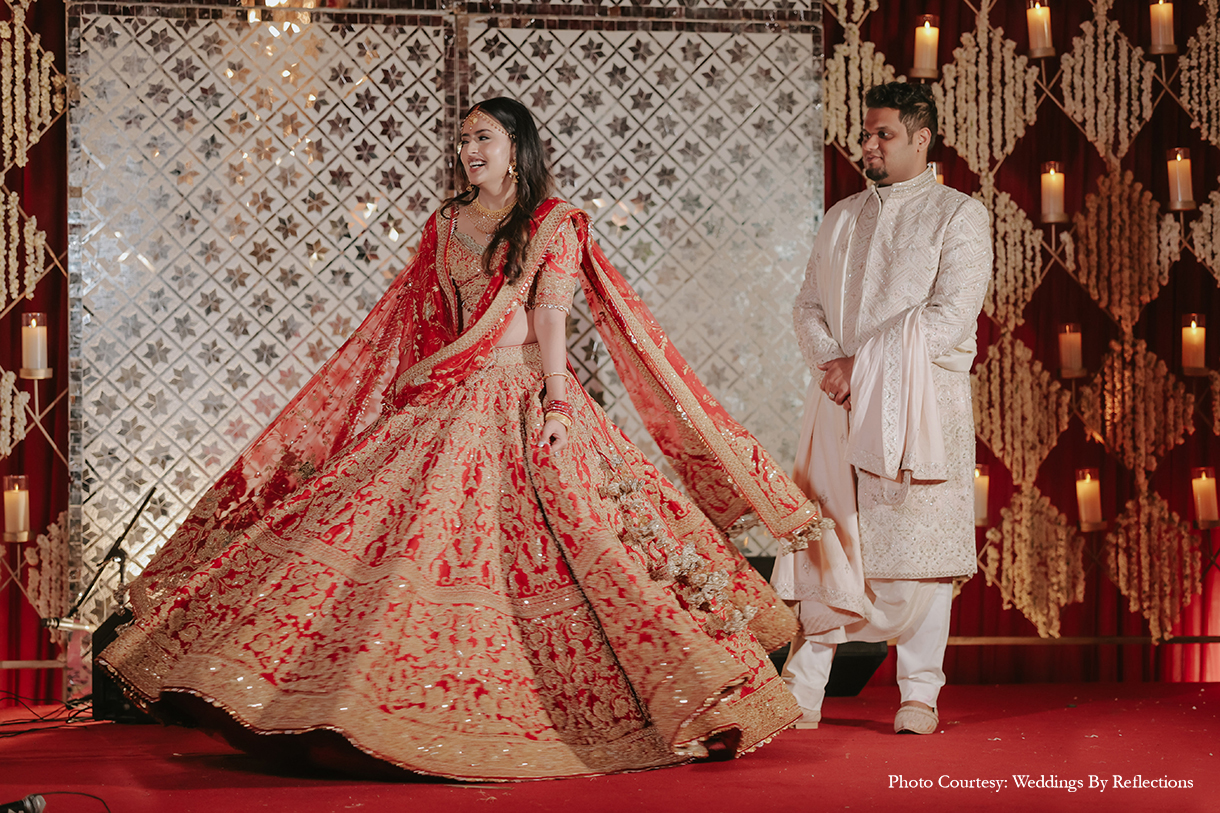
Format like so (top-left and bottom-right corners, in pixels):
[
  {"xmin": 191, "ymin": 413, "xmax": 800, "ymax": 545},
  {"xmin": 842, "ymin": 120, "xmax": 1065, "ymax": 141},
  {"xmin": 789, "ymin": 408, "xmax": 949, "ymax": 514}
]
[{"xmin": 469, "ymin": 22, "xmax": 822, "ymax": 553}]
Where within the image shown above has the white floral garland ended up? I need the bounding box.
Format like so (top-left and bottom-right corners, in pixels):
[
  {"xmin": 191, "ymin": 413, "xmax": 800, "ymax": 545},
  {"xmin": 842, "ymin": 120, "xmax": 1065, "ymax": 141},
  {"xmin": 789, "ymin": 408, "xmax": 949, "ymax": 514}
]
[
  {"xmin": 1191, "ymin": 186, "xmax": 1220, "ymax": 284},
  {"xmin": 825, "ymin": 0, "xmax": 879, "ymax": 26},
  {"xmin": 980, "ymin": 485, "xmax": 1086, "ymax": 638},
  {"xmin": 1060, "ymin": 0, "xmax": 1156, "ymax": 165},
  {"xmin": 1210, "ymin": 371, "xmax": 1220, "ymax": 436},
  {"xmin": 975, "ymin": 177, "xmax": 1043, "ymax": 330},
  {"xmin": 1077, "ymin": 338, "xmax": 1196, "ymax": 485},
  {"xmin": 24, "ymin": 510, "xmax": 71, "ymax": 647},
  {"xmin": 1105, "ymin": 490, "xmax": 1202, "ymax": 643},
  {"xmin": 0, "ymin": 3, "xmax": 60, "ymax": 169},
  {"xmin": 1069, "ymin": 167, "xmax": 1180, "ymax": 334},
  {"xmin": 824, "ymin": 23, "xmax": 897, "ymax": 163},
  {"xmin": 934, "ymin": 3, "xmax": 1038, "ymax": 176},
  {"xmin": 1181, "ymin": 0, "xmax": 1220, "ymax": 149},
  {"xmin": 972, "ymin": 334, "xmax": 1072, "ymax": 486},
  {"xmin": 0, "ymin": 368, "xmax": 31, "ymax": 458}
]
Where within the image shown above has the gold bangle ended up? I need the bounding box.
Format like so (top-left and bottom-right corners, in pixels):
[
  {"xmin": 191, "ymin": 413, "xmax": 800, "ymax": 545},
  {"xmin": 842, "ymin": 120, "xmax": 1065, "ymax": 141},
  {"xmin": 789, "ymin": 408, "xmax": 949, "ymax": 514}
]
[
  {"xmin": 544, "ymin": 411, "xmax": 573, "ymax": 430},
  {"xmin": 543, "ymin": 371, "xmax": 572, "ymax": 381}
]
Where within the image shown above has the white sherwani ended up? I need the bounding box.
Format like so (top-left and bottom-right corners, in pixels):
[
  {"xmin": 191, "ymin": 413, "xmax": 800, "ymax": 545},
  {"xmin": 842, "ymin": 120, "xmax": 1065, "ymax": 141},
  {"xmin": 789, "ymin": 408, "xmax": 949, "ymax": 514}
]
[{"xmin": 772, "ymin": 167, "xmax": 992, "ymax": 636}]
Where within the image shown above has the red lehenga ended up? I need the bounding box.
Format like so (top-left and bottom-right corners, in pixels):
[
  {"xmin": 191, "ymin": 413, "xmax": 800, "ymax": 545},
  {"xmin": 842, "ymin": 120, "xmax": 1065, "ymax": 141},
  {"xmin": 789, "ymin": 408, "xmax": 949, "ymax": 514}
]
[{"xmin": 100, "ymin": 199, "xmax": 846, "ymax": 781}]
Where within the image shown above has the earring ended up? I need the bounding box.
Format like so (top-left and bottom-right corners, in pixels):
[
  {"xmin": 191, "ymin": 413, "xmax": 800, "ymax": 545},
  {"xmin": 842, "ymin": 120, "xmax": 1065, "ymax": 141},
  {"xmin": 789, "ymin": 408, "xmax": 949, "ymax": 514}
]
[{"xmin": 508, "ymin": 162, "xmax": 518, "ymax": 184}]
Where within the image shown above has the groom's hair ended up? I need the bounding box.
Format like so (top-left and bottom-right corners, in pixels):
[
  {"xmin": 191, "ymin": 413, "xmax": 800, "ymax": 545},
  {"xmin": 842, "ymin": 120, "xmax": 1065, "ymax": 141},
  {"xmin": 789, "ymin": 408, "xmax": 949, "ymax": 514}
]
[{"xmin": 865, "ymin": 82, "xmax": 938, "ymax": 152}]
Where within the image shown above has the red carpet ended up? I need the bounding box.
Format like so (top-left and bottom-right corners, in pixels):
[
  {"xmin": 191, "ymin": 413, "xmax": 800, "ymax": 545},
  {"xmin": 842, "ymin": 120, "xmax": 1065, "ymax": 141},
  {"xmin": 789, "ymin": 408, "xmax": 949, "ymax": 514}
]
[{"xmin": 1, "ymin": 683, "xmax": 1215, "ymax": 813}]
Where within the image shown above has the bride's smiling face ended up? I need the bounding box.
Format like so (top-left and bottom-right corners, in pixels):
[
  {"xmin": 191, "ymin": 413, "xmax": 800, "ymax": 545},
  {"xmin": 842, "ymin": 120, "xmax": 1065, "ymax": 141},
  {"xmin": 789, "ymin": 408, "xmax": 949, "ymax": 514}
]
[{"xmin": 459, "ymin": 113, "xmax": 514, "ymax": 188}]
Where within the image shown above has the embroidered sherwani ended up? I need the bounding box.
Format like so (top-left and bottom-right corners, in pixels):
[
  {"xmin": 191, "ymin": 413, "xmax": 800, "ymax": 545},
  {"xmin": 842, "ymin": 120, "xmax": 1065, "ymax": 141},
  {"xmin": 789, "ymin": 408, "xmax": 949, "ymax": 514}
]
[{"xmin": 772, "ymin": 168, "xmax": 992, "ymax": 634}]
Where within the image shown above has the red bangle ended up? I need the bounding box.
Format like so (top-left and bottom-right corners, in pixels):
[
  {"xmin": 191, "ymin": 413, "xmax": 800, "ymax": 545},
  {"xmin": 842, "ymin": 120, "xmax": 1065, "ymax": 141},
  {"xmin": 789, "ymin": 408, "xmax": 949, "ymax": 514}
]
[{"xmin": 544, "ymin": 399, "xmax": 574, "ymax": 417}]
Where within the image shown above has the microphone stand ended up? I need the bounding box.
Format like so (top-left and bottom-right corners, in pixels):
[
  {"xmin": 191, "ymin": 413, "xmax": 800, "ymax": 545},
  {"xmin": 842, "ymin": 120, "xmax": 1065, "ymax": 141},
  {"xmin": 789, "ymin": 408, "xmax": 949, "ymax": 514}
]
[{"xmin": 42, "ymin": 487, "xmax": 155, "ymax": 632}]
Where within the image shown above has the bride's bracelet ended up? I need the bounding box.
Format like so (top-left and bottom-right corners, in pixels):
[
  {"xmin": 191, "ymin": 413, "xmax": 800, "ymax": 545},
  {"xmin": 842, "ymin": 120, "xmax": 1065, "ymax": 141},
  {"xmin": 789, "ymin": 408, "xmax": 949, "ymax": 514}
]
[
  {"xmin": 544, "ymin": 399, "xmax": 574, "ymax": 419},
  {"xmin": 543, "ymin": 370, "xmax": 573, "ymax": 382},
  {"xmin": 544, "ymin": 411, "xmax": 573, "ymax": 430}
]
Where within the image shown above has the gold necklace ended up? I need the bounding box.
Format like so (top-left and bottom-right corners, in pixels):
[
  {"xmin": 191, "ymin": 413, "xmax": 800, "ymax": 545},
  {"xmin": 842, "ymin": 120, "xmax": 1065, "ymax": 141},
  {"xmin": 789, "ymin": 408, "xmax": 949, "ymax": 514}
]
[{"xmin": 467, "ymin": 196, "xmax": 514, "ymax": 233}]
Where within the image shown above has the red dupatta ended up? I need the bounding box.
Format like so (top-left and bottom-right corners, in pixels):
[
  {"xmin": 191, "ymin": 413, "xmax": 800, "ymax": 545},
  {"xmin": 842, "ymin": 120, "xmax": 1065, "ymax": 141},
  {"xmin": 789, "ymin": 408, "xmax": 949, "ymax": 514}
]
[{"xmin": 127, "ymin": 198, "xmax": 833, "ymax": 616}]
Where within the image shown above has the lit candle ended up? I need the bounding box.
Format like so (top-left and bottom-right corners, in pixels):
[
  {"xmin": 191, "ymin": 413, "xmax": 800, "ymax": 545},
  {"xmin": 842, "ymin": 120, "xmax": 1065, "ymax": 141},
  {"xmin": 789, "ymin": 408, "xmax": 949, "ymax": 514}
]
[
  {"xmin": 1192, "ymin": 467, "xmax": 1219, "ymax": 524},
  {"xmin": 21, "ymin": 312, "xmax": 48, "ymax": 370},
  {"xmin": 911, "ymin": 15, "xmax": 940, "ymax": 79},
  {"xmin": 1076, "ymin": 469, "xmax": 1103, "ymax": 527},
  {"xmin": 930, "ymin": 161, "xmax": 944, "ymax": 184},
  {"xmin": 1058, "ymin": 323, "xmax": 1083, "ymax": 376},
  {"xmin": 1027, "ymin": 1, "xmax": 1055, "ymax": 58},
  {"xmin": 1182, "ymin": 313, "xmax": 1206, "ymax": 373},
  {"xmin": 1166, "ymin": 148, "xmax": 1195, "ymax": 211},
  {"xmin": 3, "ymin": 475, "xmax": 30, "ymax": 537},
  {"xmin": 974, "ymin": 464, "xmax": 990, "ymax": 527},
  {"xmin": 1149, "ymin": 1, "xmax": 1176, "ymax": 55},
  {"xmin": 1041, "ymin": 161, "xmax": 1067, "ymax": 223}
]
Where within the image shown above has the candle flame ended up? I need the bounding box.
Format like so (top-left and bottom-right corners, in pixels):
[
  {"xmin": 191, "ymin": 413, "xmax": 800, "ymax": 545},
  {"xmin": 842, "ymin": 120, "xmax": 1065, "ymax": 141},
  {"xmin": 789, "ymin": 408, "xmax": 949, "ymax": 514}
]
[
  {"xmin": 923, "ymin": 21, "xmax": 932, "ymax": 30},
  {"xmin": 29, "ymin": 317, "xmax": 37, "ymax": 328}
]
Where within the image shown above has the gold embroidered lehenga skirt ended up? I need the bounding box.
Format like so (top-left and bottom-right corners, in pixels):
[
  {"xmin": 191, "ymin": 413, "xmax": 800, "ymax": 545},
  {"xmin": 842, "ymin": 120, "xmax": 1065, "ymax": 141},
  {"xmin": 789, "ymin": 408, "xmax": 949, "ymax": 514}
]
[{"xmin": 100, "ymin": 343, "xmax": 800, "ymax": 781}]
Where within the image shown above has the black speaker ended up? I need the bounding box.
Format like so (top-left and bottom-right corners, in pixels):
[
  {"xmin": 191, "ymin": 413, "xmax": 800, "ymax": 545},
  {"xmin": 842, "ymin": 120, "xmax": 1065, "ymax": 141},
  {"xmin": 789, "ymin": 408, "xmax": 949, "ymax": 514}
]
[
  {"xmin": 824, "ymin": 641, "xmax": 888, "ymax": 697},
  {"xmin": 92, "ymin": 609, "xmax": 153, "ymax": 723}
]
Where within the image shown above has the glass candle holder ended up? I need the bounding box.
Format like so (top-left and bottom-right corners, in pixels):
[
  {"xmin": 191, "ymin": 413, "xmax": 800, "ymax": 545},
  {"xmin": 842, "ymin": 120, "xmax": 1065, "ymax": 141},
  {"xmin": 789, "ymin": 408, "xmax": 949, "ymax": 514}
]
[
  {"xmin": 1027, "ymin": 1, "xmax": 1055, "ymax": 58},
  {"xmin": 1149, "ymin": 1, "xmax": 1177, "ymax": 55},
  {"xmin": 910, "ymin": 15, "xmax": 940, "ymax": 79},
  {"xmin": 1182, "ymin": 313, "xmax": 1207, "ymax": 375},
  {"xmin": 1075, "ymin": 468, "xmax": 1105, "ymax": 531},
  {"xmin": 1041, "ymin": 162, "xmax": 1067, "ymax": 223},
  {"xmin": 1192, "ymin": 467, "xmax": 1219, "ymax": 528},
  {"xmin": 1058, "ymin": 323, "xmax": 1086, "ymax": 378},
  {"xmin": 3, "ymin": 475, "xmax": 30, "ymax": 543},
  {"xmin": 1166, "ymin": 148, "xmax": 1196, "ymax": 211},
  {"xmin": 20, "ymin": 312, "xmax": 52, "ymax": 379},
  {"xmin": 974, "ymin": 465, "xmax": 990, "ymax": 527}
]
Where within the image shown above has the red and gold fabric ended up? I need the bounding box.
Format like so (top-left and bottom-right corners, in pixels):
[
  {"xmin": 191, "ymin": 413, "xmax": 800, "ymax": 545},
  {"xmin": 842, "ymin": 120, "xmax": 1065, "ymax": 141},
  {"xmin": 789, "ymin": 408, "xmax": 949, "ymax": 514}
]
[{"xmin": 100, "ymin": 198, "xmax": 855, "ymax": 780}]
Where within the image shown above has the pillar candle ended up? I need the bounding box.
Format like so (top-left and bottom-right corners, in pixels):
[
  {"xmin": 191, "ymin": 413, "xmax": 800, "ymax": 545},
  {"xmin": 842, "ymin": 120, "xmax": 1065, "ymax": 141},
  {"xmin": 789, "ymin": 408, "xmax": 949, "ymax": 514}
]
[
  {"xmin": 974, "ymin": 465, "xmax": 989, "ymax": 527},
  {"xmin": 1027, "ymin": 1, "xmax": 1054, "ymax": 57},
  {"xmin": 1149, "ymin": 1, "xmax": 1176, "ymax": 55},
  {"xmin": 1182, "ymin": 314, "xmax": 1206, "ymax": 371},
  {"xmin": 911, "ymin": 15, "xmax": 939, "ymax": 79},
  {"xmin": 1041, "ymin": 162, "xmax": 1067, "ymax": 223},
  {"xmin": 21, "ymin": 312, "xmax": 48, "ymax": 370},
  {"xmin": 1166, "ymin": 148, "xmax": 1195, "ymax": 211},
  {"xmin": 1058, "ymin": 323, "xmax": 1083, "ymax": 372},
  {"xmin": 930, "ymin": 161, "xmax": 944, "ymax": 184},
  {"xmin": 3, "ymin": 476, "xmax": 29, "ymax": 535},
  {"xmin": 1192, "ymin": 468, "xmax": 1219, "ymax": 523},
  {"xmin": 1076, "ymin": 469, "xmax": 1102, "ymax": 525}
]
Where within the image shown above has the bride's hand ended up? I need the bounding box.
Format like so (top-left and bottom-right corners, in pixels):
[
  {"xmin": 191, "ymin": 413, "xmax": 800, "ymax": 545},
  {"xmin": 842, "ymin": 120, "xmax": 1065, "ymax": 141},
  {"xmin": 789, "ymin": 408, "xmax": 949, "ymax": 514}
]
[{"xmin": 538, "ymin": 419, "xmax": 569, "ymax": 452}]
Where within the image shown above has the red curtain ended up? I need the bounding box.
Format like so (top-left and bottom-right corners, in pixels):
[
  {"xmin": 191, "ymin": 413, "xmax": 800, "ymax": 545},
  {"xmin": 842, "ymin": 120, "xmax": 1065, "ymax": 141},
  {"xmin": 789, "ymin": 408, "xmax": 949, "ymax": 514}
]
[
  {"xmin": 0, "ymin": 0, "xmax": 68, "ymax": 707},
  {"xmin": 824, "ymin": 1, "xmax": 1218, "ymax": 684}
]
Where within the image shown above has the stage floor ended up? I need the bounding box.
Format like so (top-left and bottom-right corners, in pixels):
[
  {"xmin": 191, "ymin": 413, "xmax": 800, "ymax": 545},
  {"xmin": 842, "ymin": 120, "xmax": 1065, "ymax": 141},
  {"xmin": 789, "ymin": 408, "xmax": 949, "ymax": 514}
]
[{"xmin": 1, "ymin": 682, "xmax": 1216, "ymax": 812}]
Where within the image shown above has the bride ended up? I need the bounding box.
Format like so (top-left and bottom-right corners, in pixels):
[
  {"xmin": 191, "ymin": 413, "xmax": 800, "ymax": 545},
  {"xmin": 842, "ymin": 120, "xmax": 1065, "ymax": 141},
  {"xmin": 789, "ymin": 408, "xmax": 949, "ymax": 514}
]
[{"xmin": 100, "ymin": 97, "xmax": 850, "ymax": 781}]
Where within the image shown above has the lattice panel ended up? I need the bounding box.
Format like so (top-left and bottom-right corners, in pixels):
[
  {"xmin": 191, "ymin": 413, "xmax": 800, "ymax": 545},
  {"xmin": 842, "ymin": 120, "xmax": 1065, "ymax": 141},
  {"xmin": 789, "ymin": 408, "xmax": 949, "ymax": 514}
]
[
  {"xmin": 71, "ymin": 13, "xmax": 446, "ymax": 595},
  {"xmin": 468, "ymin": 22, "xmax": 821, "ymax": 516}
]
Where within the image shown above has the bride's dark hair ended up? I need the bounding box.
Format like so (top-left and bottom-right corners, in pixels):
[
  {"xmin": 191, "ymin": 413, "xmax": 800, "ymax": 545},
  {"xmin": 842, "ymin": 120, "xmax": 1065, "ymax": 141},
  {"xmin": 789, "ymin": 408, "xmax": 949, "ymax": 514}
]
[{"xmin": 442, "ymin": 97, "xmax": 555, "ymax": 284}]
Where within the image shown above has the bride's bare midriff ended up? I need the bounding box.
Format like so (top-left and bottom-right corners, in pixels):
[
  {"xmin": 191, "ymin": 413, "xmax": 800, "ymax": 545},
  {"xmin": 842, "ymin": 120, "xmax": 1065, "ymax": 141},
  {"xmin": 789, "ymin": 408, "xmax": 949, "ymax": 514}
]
[
  {"xmin": 464, "ymin": 305, "xmax": 534, "ymax": 346},
  {"xmin": 496, "ymin": 306, "xmax": 536, "ymax": 347}
]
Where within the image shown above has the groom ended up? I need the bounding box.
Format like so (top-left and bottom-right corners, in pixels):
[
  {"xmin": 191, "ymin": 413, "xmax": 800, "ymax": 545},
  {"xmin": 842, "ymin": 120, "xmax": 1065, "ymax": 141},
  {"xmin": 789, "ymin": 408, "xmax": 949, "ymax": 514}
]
[{"xmin": 772, "ymin": 82, "xmax": 992, "ymax": 734}]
